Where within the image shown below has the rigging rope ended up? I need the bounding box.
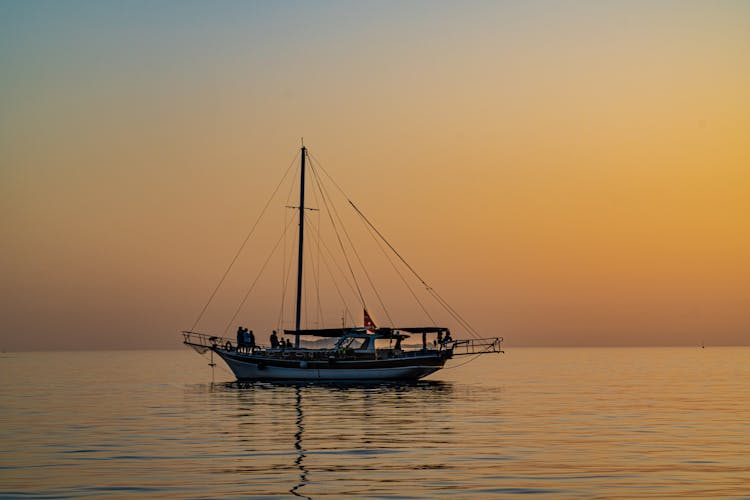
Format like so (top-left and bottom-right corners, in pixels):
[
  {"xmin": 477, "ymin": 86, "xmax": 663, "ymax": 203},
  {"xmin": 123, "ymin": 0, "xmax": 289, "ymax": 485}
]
[
  {"xmin": 191, "ymin": 151, "xmax": 299, "ymax": 331},
  {"xmin": 309, "ymin": 162, "xmax": 395, "ymax": 326},
  {"xmin": 358, "ymin": 214, "xmax": 437, "ymax": 325},
  {"xmin": 442, "ymin": 342, "xmax": 501, "ymax": 369},
  {"xmin": 303, "ymin": 216, "xmax": 358, "ymax": 327},
  {"xmin": 277, "ymin": 217, "xmax": 299, "ymax": 331},
  {"xmin": 426, "ymin": 289, "xmax": 482, "ymax": 339},
  {"xmin": 442, "ymin": 353, "xmax": 483, "ymax": 370},
  {"xmin": 278, "ymin": 167, "xmax": 304, "ymax": 331},
  {"xmin": 308, "ymin": 152, "xmax": 482, "ymax": 338},
  {"xmin": 303, "ymin": 217, "xmax": 326, "ymax": 329},
  {"xmin": 304, "ymin": 220, "xmax": 360, "ymax": 312},
  {"xmin": 224, "ymin": 215, "xmax": 297, "ymax": 335},
  {"xmin": 348, "ymin": 200, "xmax": 482, "ymax": 339},
  {"xmin": 199, "ymin": 148, "xmax": 487, "ymax": 341},
  {"xmin": 306, "ymin": 182, "xmax": 324, "ymax": 328},
  {"xmin": 307, "ymin": 161, "xmax": 368, "ymax": 312}
]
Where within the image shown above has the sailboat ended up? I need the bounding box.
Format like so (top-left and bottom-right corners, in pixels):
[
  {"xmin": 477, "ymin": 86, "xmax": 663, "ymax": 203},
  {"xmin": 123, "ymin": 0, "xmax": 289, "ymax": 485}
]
[{"xmin": 183, "ymin": 144, "xmax": 503, "ymax": 381}]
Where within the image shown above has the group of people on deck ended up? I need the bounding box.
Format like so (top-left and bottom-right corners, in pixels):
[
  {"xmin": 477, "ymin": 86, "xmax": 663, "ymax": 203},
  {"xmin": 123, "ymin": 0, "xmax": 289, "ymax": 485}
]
[
  {"xmin": 269, "ymin": 330, "xmax": 293, "ymax": 349},
  {"xmin": 236, "ymin": 327, "xmax": 293, "ymax": 352},
  {"xmin": 236, "ymin": 327, "xmax": 255, "ymax": 352},
  {"xmin": 236, "ymin": 326, "xmax": 452, "ymax": 352}
]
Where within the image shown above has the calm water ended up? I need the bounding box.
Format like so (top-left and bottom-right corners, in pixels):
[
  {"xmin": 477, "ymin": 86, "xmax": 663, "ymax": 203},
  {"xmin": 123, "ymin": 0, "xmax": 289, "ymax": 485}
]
[{"xmin": 1, "ymin": 347, "xmax": 749, "ymax": 499}]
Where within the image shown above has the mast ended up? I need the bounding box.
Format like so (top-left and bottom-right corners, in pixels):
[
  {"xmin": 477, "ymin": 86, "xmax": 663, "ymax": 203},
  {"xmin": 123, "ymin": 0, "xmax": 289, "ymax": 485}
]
[{"xmin": 294, "ymin": 144, "xmax": 306, "ymax": 348}]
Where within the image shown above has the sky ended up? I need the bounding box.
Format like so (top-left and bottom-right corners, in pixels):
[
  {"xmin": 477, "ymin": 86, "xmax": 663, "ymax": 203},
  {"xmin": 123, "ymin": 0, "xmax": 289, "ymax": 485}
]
[{"xmin": 1, "ymin": 0, "xmax": 749, "ymax": 350}]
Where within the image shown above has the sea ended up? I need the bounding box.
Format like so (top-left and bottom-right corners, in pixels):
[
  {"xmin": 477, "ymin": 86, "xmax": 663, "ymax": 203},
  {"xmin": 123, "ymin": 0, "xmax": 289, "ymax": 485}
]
[{"xmin": 1, "ymin": 347, "xmax": 748, "ymax": 499}]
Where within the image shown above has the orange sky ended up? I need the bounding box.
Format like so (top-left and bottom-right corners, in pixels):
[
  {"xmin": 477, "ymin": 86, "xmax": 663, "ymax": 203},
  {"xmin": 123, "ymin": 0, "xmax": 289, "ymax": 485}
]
[{"xmin": 1, "ymin": 1, "xmax": 748, "ymax": 350}]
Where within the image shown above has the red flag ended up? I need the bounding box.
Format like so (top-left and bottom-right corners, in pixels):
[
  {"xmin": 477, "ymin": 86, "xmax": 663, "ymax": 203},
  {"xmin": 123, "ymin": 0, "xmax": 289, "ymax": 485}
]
[{"xmin": 364, "ymin": 309, "xmax": 376, "ymax": 332}]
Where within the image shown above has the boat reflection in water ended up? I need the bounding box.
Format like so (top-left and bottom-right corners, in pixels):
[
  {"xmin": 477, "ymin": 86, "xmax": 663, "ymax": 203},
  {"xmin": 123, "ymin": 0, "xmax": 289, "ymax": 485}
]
[
  {"xmin": 206, "ymin": 381, "xmax": 456, "ymax": 498},
  {"xmin": 290, "ymin": 386, "xmax": 309, "ymax": 499}
]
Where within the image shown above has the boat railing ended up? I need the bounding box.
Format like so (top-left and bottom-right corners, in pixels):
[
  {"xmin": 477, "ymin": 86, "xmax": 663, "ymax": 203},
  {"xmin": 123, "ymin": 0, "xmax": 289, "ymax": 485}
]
[
  {"xmin": 183, "ymin": 330, "xmax": 504, "ymax": 359},
  {"xmin": 451, "ymin": 337, "xmax": 504, "ymax": 356},
  {"xmin": 181, "ymin": 331, "xmax": 331, "ymax": 357},
  {"xmin": 182, "ymin": 331, "xmax": 231, "ymax": 352}
]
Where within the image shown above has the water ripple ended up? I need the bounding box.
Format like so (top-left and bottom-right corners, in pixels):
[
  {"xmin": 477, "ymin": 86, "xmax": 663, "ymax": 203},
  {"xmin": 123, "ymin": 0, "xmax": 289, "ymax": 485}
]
[{"xmin": 1, "ymin": 348, "xmax": 749, "ymax": 498}]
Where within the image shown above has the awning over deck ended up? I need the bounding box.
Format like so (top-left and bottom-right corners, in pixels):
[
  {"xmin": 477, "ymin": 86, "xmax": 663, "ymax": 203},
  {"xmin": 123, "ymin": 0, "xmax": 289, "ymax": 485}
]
[
  {"xmin": 283, "ymin": 327, "xmax": 443, "ymax": 338},
  {"xmin": 284, "ymin": 328, "xmax": 352, "ymax": 338},
  {"xmin": 395, "ymin": 327, "xmax": 449, "ymax": 334}
]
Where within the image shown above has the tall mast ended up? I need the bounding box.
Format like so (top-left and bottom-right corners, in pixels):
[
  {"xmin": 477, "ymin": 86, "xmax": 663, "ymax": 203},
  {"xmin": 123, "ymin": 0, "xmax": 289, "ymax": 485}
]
[{"xmin": 294, "ymin": 144, "xmax": 306, "ymax": 348}]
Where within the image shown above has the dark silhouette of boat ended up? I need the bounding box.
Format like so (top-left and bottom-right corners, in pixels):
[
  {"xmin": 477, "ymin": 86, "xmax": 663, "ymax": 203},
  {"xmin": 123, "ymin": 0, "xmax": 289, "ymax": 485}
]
[{"xmin": 183, "ymin": 144, "xmax": 502, "ymax": 381}]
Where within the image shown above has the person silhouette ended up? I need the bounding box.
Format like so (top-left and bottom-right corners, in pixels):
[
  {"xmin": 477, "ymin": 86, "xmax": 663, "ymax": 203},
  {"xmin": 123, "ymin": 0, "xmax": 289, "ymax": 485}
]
[{"xmin": 236, "ymin": 326, "xmax": 245, "ymax": 352}]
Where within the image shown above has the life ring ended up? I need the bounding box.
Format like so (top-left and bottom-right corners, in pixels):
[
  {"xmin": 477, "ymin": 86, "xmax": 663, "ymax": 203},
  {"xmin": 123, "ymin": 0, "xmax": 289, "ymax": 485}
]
[{"xmin": 225, "ymin": 341, "xmax": 233, "ymax": 352}]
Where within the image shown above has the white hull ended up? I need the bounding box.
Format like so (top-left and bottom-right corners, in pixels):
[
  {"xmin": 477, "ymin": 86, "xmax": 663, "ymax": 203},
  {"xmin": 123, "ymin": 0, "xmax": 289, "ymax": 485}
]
[{"xmin": 217, "ymin": 351, "xmax": 443, "ymax": 381}]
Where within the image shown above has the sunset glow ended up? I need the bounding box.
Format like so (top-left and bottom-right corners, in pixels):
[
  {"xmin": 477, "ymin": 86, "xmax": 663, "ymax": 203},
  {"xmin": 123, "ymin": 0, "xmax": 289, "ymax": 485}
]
[{"xmin": 1, "ymin": 1, "xmax": 748, "ymax": 350}]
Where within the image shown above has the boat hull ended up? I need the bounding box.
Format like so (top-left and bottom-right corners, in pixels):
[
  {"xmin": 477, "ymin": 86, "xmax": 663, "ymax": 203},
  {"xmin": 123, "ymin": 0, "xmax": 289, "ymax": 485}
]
[{"xmin": 215, "ymin": 349, "xmax": 446, "ymax": 381}]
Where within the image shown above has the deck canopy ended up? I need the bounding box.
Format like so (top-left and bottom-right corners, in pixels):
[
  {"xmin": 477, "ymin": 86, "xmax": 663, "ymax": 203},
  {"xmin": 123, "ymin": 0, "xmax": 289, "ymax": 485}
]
[
  {"xmin": 284, "ymin": 327, "xmax": 420, "ymax": 339},
  {"xmin": 394, "ymin": 327, "xmax": 449, "ymax": 334},
  {"xmin": 285, "ymin": 328, "xmax": 351, "ymax": 338}
]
